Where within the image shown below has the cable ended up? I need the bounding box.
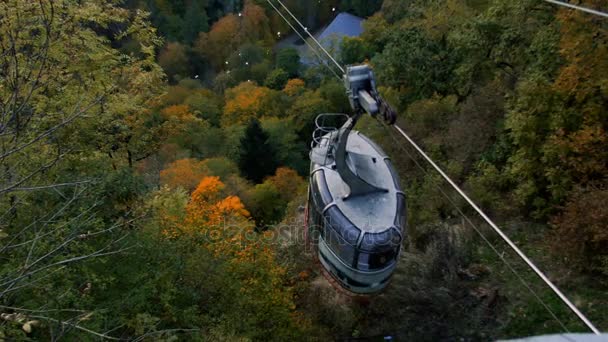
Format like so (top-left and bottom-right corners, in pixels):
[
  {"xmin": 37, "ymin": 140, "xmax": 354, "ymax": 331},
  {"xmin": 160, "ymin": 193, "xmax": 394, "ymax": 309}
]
[
  {"xmin": 378, "ymin": 121, "xmax": 571, "ymax": 333},
  {"xmin": 273, "ymin": 0, "xmax": 346, "ymax": 74},
  {"xmin": 391, "ymin": 124, "xmax": 600, "ymax": 335},
  {"xmin": 265, "ymin": 0, "xmax": 342, "ymax": 81},
  {"xmin": 269, "ymin": 0, "xmax": 601, "ymax": 334},
  {"xmin": 544, "ymin": 0, "xmax": 608, "ymax": 18}
]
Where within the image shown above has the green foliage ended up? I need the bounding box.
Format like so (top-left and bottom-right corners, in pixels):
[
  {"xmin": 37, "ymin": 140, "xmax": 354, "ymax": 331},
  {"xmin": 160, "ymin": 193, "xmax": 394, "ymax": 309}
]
[
  {"xmin": 276, "ymin": 48, "xmax": 301, "ymax": 77},
  {"xmin": 373, "ymin": 28, "xmax": 460, "ymax": 104},
  {"xmin": 340, "ymin": 0, "xmax": 382, "ymax": 17},
  {"xmin": 184, "ymin": 90, "xmax": 223, "ymax": 126},
  {"xmin": 244, "ymin": 182, "xmax": 286, "ymax": 227},
  {"xmin": 182, "ymin": 0, "xmax": 209, "ymax": 44},
  {"xmin": 264, "ymin": 68, "xmax": 290, "ymax": 90},
  {"xmin": 261, "ymin": 118, "xmax": 308, "ymax": 175},
  {"xmin": 237, "ymin": 119, "xmax": 279, "ymax": 183},
  {"xmin": 340, "ymin": 37, "xmax": 371, "ymax": 65}
]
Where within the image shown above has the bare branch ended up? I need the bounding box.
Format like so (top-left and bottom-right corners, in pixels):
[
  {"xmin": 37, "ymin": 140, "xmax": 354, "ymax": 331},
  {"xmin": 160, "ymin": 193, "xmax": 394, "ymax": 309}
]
[{"xmin": 28, "ymin": 314, "xmax": 122, "ymax": 341}]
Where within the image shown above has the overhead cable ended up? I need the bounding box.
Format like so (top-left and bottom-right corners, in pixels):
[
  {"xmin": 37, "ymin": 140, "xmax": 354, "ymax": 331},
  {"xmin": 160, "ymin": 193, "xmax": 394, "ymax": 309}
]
[
  {"xmin": 392, "ymin": 124, "xmax": 600, "ymax": 335},
  {"xmin": 273, "ymin": 0, "xmax": 346, "ymax": 74},
  {"xmin": 544, "ymin": 0, "xmax": 608, "ymax": 18},
  {"xmin": 266, "ymin": 0, "xmax": 601, "ymax": 335},
  {"xmin": 265, "ymin": 0, "xmax": 342, "ymax": 80},
  {"xmin": 380, "ymin": 121, "xmax": 570, "ymax": 334}
]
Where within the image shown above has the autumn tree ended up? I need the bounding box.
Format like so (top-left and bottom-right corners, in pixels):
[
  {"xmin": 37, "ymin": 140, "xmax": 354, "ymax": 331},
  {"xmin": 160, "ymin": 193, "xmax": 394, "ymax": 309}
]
[
  {"xmin": 160, "ymin": 158, "xmax": 210, "ymax": 191},
  {"xmin": 551, "ymin": 186, "xmax": 608, "ymax": 275},
  {"xmin": 241, "ymin": 0, "xmax": 273, "ymax": 43},
  {"xmin": 195, "ymin": 14, "xmax": 240, "ymax": 69},
  {"xmin": 158, "ymin": 42, "xmax": 191, "ymax": 81},
  {"xmin": 266, "ymin": 167, "xmax": 306, "ymax": 202},
  {"xmin": 283, "ymin": 78, "xmax": 306, "ymax": 97},
  {"xmin": 222, "ymin": 82, "xmax": 272, "ymax": 125}
]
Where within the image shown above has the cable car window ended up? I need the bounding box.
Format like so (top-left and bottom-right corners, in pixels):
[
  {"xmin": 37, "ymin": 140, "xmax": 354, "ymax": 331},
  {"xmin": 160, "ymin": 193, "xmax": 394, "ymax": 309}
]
[
  {"xmin": 323, "ymin": 223, "xmax": 356, "ymax": 264},
  {"xmin": 357, "ymin": 228, "xmax": 401, "ymax": 271},
  {"xmin": 322, "ymin": 207, "xmax": 360, "ymax": 264},
  {"xmin": 324, "ymin": 207, "xmax": 360, "ymax": 245},
  {"xmin": 357, "ymin": 246, "xmax": 399, "ymax": 271},
  {"xmin": 395, "ymin": 193, "xmax": 406, "ymax": 229}
]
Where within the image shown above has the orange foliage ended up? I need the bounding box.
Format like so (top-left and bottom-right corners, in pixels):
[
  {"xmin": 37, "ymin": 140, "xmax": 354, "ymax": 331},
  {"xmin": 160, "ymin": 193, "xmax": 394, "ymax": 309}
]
[
  {"xmin": 161, "ymin": 104, "xmax": 195, "ymax": 121},
  {"xmin": 550, "ymin": 124, "xmax": 608, "ymax": 183},
  {"xmin": 156, "ymin": 177, "xmax": 295, "ymax": 317},
  {"xmin": 186, "ymin": 176, "xmax": 250, "ymax": 230},
  {"xmin": 195, "ymin": 14, "xmax": 240, "ymax": 68},
  {"xmin": 554, "ymin": 2, "xmax": 608, "ymax": 102},
  {"xmin": 223, "ymin": 82, "xmax": 272, "ymax": 125},
  {"xmin": 283, "ymin": 78, "xmax": 305, "ymax": 96},
  {"xmin": 160, "ymin": 158, "xmax": 209, "ymax": 191},
  {"xmin": 551, "ymin": 187, "xmax": 608, "ymax": 275},
  {"xmin": 161, "ymin": 104, "xmax": 202, "ymax": 137}
]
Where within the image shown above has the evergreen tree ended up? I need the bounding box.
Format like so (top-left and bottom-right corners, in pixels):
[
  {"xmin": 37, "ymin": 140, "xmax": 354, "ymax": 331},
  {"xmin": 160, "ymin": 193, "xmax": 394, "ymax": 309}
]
[
  {"xmin": 182, "ymin": 0, "xmax": 209, "ymax": 45},
  {"xmin": 238, "ymin": 119, "xmax": 279, "ymax": 183}
]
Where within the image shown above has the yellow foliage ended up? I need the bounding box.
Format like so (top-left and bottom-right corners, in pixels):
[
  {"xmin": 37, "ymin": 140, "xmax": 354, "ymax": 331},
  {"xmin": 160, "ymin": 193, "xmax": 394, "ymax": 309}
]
[{"xmin": 265, "ymin": 167, "xmax": 305, "ymax": 203}]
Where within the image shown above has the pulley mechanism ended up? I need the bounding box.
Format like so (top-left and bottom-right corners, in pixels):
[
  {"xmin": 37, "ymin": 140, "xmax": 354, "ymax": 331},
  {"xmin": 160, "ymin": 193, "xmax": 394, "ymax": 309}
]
[{"xmin": 310, "ymin": 64, "xmax": 398, "ymax": 199}]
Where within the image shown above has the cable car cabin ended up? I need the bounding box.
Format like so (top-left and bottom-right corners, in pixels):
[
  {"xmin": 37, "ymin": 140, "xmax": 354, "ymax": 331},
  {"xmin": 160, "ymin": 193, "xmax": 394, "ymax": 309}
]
[{"xmin": 307, "ymin": 128, "xmax": 406, "ymax": 294}]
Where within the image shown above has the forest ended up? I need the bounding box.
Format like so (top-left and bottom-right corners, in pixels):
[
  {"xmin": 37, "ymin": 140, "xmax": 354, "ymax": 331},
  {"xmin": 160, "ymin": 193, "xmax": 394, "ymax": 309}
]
[{"xmin": 0, "ymin": 0, "xmax": 606, "ymax": 340}]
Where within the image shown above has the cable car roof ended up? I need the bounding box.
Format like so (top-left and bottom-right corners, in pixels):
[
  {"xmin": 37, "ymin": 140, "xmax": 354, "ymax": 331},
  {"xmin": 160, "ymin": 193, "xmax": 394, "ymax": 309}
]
[{"xmin": 312, "ymin": 130, "xmax": 403, "ymax": 234}]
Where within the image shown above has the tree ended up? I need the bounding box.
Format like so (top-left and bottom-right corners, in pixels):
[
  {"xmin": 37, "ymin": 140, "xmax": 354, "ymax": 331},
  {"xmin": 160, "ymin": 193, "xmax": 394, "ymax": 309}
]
[
  {"xmin": 372, "ymin": 28, "xmax": 459, "ymax": 105},
  {"xmin": 184, "ymin": 89, "xmax": 223, "ymax": 126},
  {"xmin": 160, "ymin": 158, "xmax": 210, "ymax": 191},
  {"xmin": 340, "ymin": 37, "xmax": 370, "ymax": 65},
  {"xmin": 195, "ymin": 14, "xmax": 240, "ymax": 69},
  {"xmin": 287, "ymin": 89, "xmax": 331, "ymax": 143},
  {"xmin": 283, "ymin": 78, "xmax": 306, "ymax": 97},
  {"xmin": 264, "ymin": 68, "xmax": 290, "ymax": 90},
  {"xmin": 241, "ymin": 0, "xmax": 273, "ymax": 43},
  {"xmin": 261, "ymin": 118, "xmax": 308, "ymax": 174},
  {"xmin": 223, "ymin": 82, "xmax": 273, "ymax": 126},
  {"xmin": 551, "ymin": 186, "xmax": 608, "ymax": 275},
  {"xmin": 276, "ymin": 48, "xmax": 301, "ymax": 77},
  {"xmin": 186, "ymin": 176, "xmax": 250, "ymax": 229},
  {"xmin": 158, "ymin": 42, "xmax": 191, "ymax": 82},
  {"xmin": 182, "ymin": 0, "xmax": 209, "ymax": 45},
  {"xmin": 266, "ymin": 167, "xmax": 306, "ymax": 202},
  {"xmin": 244, "ymin": 182, "xmax": 285, "ymax": 227},
  {"xmin": 0, "ymin": 1, "xmax": 164, "ymax": 339},
  {"xmin": 237, "ymin": 119, "xmax": 279, "ymax": 183}
]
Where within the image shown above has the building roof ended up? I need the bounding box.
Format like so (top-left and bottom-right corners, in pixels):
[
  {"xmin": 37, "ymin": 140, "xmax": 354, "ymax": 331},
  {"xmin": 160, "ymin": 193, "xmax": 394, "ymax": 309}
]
[
  {"xmin": 317, "ymin": 12, "xmax": 364, "ymax": 42},
  {"xmin": 275, "ymin": 12, "xmax": 364, "ymax": 66}
]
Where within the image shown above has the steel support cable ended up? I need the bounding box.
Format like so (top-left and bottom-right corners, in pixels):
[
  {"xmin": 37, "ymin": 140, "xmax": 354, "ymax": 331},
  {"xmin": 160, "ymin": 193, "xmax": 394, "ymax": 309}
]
[
  {"xmin": 273, "ymin": 0, "xmax": 346, "ymax": 74},
  {"xmin": 378, "ymin": 121, "xmax": 571, "ymax": 334},
  {"xmin": 264, "ymin": 0, "xmax": 342, "ymax": 81},
  {"xmin": 391, "ymin": 123, "xmax": 600, "ymax": 335},
  {"xmin": 269, "ymin": 0, "xmax": 600, "ymax": 334},
  {"xmin": 544, "ymin": 0, "xmax": 608, "ymax": 18}
]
